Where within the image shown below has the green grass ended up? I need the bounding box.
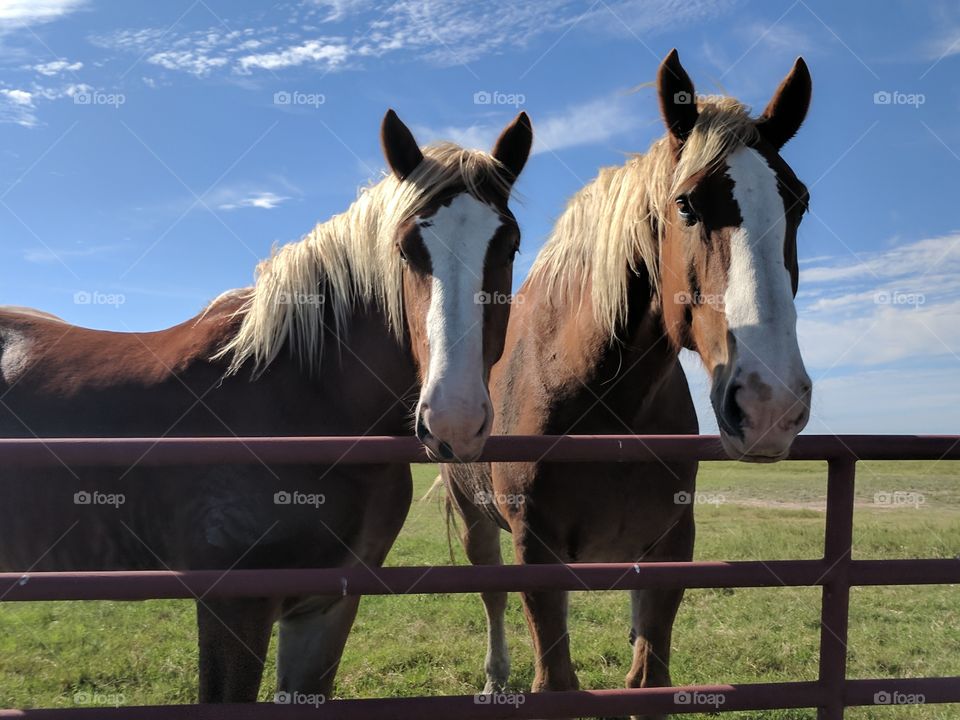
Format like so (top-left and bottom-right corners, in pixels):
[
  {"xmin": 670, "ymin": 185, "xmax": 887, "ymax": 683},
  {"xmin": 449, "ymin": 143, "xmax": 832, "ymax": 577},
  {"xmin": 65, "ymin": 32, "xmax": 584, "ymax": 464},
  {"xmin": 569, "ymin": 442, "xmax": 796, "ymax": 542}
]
[{"xmin": 2, "ymin": 460, "xmax": 958, "ymax": 719}]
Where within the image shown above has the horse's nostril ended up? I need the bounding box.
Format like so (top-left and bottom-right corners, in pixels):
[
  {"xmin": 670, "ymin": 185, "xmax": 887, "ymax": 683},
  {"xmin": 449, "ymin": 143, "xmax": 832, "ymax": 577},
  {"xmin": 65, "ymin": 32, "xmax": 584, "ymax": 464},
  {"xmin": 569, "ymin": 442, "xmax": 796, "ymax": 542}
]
[
  {"xmin": 436, "ymin": 441, "xmax": 454, "ymax": 461},
  {"xmin": 416, "ymin": 416, "xmax": 431, "ymax": 442}
]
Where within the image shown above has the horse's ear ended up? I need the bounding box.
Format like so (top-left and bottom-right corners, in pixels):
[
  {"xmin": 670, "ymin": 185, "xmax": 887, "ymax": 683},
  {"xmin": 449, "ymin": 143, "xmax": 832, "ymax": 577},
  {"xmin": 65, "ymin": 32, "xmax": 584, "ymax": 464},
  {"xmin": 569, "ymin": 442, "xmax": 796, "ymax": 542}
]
[
  {"xmin": 491, "ymin": 111, "xmax": 533, "ymax": 184},
  {"xmin": 757, "ymin": 57, "xmax": 811, "ymax": 150},
  {"xmin": 657, "ymin": 48, "xmax": 698, "ymax": 144},
  {"xmin": 381, "ymin": 109, "xmax": 424, "ymax": 180}
]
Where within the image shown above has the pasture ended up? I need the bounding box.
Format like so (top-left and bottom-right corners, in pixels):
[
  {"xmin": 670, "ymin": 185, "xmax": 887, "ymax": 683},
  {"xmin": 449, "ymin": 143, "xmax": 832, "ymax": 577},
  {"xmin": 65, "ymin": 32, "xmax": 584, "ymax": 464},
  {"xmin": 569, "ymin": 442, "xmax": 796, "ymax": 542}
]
[{"xmin": 2, "ymin": 459, "xmax": 957, "ymax": 719}]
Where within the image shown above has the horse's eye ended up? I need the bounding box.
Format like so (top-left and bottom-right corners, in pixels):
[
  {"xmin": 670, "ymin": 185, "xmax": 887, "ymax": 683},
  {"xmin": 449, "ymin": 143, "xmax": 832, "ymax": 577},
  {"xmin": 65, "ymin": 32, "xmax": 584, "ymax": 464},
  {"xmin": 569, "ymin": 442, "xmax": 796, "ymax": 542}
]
[
  {"xmin": 396, "ymin": 241, "xmax": 408, "ymax": 263},
  {"xmin": 675, "ymin": 195, "xmax": 698, "ymax": 226}
]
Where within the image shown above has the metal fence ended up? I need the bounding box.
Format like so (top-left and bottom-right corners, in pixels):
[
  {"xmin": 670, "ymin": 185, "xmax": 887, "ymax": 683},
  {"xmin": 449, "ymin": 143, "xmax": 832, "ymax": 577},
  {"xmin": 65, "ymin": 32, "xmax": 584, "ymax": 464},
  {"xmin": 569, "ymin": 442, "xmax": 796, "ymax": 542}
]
[{"xmin": 1, "ymin": 434, "xmax": 958, "ymax": 719}]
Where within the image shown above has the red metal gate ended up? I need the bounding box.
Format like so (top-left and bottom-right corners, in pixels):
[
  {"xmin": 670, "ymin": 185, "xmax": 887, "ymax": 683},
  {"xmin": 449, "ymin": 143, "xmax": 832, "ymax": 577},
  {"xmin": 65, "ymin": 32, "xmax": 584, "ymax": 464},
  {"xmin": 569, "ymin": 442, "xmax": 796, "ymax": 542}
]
[{"xmin": 0, "ymin": 434, "xmax": 958, "ymax": 718}]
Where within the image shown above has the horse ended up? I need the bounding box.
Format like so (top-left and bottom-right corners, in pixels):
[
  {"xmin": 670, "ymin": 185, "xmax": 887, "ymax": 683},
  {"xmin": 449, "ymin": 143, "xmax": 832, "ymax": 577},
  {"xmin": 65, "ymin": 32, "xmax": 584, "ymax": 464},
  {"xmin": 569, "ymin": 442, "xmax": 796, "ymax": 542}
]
[
  {"xmin": 0, "ymin": 109, "xmax": 532, "ymax": 703},
  {"xmin": 443, "ymin": 49, "xmax": 811, "ymax": 719}
]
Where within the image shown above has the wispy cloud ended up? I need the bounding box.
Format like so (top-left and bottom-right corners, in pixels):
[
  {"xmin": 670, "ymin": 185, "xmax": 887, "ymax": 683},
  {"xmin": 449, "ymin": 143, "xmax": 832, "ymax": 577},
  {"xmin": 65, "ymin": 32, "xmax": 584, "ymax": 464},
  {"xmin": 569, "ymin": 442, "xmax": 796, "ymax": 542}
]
[
  {"xmin": 0, "ymin": 0, "xmax": 86, "ymax": 29},
  {"xmin": 796, "ymin": 234, "xmax": 960, "ymax": 368},
  {"xmin": 415, "ymin": 92, "xmax": 643, "ymax": 155},
  {"xmin": 31, "ymin": 59, "xmax": 83, "ymax": 76},
  {"xmin": 218, "ymin": 191, "xmax": 290, "ymax": 211},
  {"xmin": 91, "ymin": 0, "xmax": 736, "ymax": 78},
  {"xmin": 0, "ymin": 88, "xmax": 37, "ymax": 127}
]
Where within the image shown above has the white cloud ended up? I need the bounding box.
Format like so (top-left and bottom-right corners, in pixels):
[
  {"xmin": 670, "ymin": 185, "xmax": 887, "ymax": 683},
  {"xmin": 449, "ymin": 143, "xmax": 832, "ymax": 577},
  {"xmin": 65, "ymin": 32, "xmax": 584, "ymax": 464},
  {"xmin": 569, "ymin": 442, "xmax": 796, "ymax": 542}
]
[
  {"xmin": 218, "ymin": 191, "xmax": 290, "ymax": 211},
  {"xmin": 148, "ymin": 51, "xmax": 229, "ymax": 76},
  {"xmin": 415, "ymin": 92, "xmax": 641, "ymax": 155},
  {"xmin": 0, "ymin": 0, "xmax": 85, "ymax": 28},
  {"xmin": 92, "ymin": 0, "xmax": 736, "ymax": 77},
  {"xmin": 534, "ymin": 95, "xmax": 642, "ymax": 154},
  {"xmin": 32, "ymin": 59, "xmax": 83, "ymax": 76},
  {"xmin": 795, "ymin": 235, "xmax": 960, "ymax": 369},
  {"xmin": 0, "ymin": 88, "xmax": 36, "ymax": 127},
  {"xmin": 237, "ymin": 39, "xmax": 350, "ymax": 73}
]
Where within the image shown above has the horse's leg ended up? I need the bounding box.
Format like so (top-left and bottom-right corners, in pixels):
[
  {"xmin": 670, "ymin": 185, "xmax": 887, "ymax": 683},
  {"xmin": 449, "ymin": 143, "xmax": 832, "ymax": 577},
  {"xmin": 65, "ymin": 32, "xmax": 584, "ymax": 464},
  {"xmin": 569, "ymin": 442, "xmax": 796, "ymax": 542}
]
[
  {"xmin": 448, "ymin": 477, "xmax": 510, "ymax": 693},
  {"xmin": 276, "ymin": 595, "xmax": 361, "ymax": 698},
  {"xmin": 514, "ymin": 530, "xmax": 578, "ymax": 692},
  {"xmin": 625, "ymin": 508, "xmax": 695, "ymax": 720},
  {"xmin": 197, "ymin": 597, "xmax": 275, "ymax": 703}
]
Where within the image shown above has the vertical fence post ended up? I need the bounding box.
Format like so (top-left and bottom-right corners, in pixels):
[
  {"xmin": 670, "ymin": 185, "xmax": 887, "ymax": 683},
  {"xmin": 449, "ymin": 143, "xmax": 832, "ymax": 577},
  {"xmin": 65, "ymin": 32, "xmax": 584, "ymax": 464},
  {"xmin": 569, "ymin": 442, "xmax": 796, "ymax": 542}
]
[{"xmin": 817, "ymin": 458, "xmax": 857, "ymax": 719}]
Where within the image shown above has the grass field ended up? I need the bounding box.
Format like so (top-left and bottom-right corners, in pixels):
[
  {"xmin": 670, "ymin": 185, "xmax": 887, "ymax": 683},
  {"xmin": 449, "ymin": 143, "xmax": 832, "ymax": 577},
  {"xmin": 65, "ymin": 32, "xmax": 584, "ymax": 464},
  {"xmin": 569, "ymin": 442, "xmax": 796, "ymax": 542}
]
[{"xmin": 1, "ymin": 459, "xmax": 958, "ymax": 718}]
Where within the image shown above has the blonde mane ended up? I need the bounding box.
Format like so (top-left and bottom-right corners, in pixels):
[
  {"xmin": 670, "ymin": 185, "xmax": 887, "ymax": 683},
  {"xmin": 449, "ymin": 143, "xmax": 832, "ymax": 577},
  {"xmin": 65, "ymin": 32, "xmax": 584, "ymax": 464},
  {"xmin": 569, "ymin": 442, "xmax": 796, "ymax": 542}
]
[
  {"xmin": 215, "ymin": 142, "xmax": 511, "ymax": 376},
  {"xmin": 529, "ymin": 98, "xmax": 759, "ymax": 338}
]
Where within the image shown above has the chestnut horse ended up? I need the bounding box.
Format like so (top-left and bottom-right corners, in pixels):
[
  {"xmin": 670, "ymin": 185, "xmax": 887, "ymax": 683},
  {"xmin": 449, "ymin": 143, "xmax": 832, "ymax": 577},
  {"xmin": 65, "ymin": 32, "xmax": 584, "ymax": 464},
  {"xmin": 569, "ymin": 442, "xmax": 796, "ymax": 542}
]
[
  {"xmin": 0, "ymin": 110, "xmax": 532, "ymax": 703},
  {"xmin": 443, "ymin": 50, "xmax": 811, "ymax": 719}
]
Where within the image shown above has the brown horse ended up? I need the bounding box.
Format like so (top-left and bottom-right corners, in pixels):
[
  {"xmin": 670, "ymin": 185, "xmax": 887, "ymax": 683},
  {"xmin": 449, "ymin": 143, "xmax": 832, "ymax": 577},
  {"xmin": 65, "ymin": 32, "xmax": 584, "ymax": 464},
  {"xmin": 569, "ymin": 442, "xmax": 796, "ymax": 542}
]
[
  {"xmin": 0, "ymin": 109, "xmax": 532, "ymax": 703},
  {"xmin": 443, "ymin": 50, "xmax": 811, "ymax": 719}
]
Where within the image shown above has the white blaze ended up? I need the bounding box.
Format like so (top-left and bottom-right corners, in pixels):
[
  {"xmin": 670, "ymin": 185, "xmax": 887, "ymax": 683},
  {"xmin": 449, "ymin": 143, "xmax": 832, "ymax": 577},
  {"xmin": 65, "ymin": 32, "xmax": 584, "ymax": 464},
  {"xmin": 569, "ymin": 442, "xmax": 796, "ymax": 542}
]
[
  {"xmin": 722, "ymin": 145, "xmax": 809, "ymax": 451},
  {"xmin": 417, "ymin": 193, "xmax": 501, "ymax": 438}
]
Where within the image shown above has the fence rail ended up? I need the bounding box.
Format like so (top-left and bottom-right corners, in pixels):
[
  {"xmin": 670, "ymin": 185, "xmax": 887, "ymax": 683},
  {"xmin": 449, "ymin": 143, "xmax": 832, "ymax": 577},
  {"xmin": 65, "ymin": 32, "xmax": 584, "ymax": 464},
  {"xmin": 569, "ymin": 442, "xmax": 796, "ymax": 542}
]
[{"xmin": 1, "ymin": 434, "xmax": 958, "ymax": 719}]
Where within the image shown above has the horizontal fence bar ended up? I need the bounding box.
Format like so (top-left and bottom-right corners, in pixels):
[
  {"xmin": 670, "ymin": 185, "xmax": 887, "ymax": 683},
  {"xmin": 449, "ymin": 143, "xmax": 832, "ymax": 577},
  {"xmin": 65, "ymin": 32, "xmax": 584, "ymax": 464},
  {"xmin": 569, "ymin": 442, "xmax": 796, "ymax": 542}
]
[
  {"xmin": 3, "ymin": 678, "xmax": 958, "ymax": 719},
  {"xmin": 0, "ymin": 560, "xmax": 829, "ymax": 602},
  {"xmin": 0, "ymin": 434, "xmax": 958, "ymax": 467},
  {"xmin": 0, "ymin": 681, "xmax": 827, "ymax": 719},
  {"xmin": 3, "ymin": 558, "xmax": 959, "ymax": 602},
  {"xmin": 845, "ymin": 677, "xmax": 960, "ymax": 706}
]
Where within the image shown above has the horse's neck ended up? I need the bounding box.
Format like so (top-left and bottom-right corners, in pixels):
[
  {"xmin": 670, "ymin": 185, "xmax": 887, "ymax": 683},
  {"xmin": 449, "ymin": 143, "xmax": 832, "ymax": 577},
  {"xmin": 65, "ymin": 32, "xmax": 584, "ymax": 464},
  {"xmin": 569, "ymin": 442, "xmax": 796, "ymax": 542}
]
[{"xmin": 502, "ymin": 267, "xmax": 677, "ymax": 434}]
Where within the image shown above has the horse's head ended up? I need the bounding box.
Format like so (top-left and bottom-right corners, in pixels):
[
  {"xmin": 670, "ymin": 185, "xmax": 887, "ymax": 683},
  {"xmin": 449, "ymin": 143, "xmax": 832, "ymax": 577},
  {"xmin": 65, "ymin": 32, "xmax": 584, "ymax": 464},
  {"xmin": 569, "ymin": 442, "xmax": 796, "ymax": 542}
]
[
  {"xmin": 656, "ymin": 50, "xmax": 812, "ymax": 462},
  {"xmin": 380, "ymin": 109, "xmax": 532, "ymax": 462}
]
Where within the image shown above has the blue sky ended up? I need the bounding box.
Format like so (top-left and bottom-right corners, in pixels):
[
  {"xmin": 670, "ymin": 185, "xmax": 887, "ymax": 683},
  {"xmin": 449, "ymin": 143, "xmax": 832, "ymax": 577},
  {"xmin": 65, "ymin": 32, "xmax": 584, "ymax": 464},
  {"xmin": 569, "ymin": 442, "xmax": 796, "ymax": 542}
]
[{"xmin": 0, "ymin": 0, "xmax": 957, "ymax": 434}]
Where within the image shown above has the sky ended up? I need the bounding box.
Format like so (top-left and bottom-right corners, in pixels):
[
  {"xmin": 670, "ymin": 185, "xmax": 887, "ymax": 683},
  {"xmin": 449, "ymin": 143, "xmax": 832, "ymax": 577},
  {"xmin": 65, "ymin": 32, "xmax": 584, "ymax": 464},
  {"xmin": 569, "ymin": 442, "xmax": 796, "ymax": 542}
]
[{"xmin": 0, "ymin": 0, "xmax": 957, "ymax": 435}]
